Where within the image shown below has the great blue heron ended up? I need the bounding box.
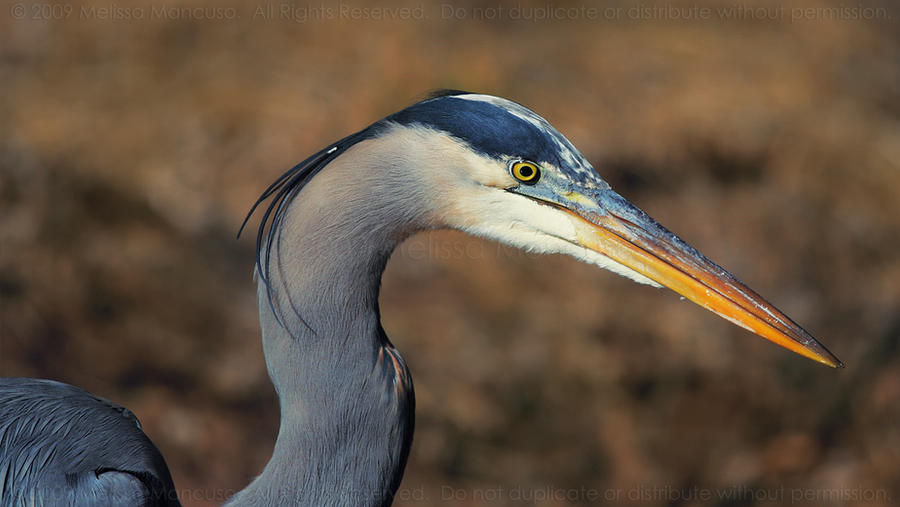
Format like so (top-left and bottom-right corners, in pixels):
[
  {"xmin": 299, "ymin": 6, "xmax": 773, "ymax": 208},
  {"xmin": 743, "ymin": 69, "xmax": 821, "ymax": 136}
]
[{"xmin": 0, "ymin": 91, "xmax": 841, "ymax": 506}]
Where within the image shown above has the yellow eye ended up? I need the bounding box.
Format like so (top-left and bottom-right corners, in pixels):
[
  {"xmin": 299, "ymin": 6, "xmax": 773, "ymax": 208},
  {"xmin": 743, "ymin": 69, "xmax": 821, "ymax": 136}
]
[{"xmin": 511, "ymin": 160, "xmax": 540, "ymax": 184}]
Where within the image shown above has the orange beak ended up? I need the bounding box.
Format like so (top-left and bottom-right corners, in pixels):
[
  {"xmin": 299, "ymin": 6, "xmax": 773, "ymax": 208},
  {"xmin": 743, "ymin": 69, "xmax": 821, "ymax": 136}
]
[{"xmin": 557, "ymin": 189, "xmax": 841, "ymax": 368}]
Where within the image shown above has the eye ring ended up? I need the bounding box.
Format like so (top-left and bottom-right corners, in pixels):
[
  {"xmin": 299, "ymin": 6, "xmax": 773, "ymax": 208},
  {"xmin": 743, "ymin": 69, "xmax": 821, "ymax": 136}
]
[{"xmin": 510, "ymin": 160, "xmax": 541, "ymax": 185}]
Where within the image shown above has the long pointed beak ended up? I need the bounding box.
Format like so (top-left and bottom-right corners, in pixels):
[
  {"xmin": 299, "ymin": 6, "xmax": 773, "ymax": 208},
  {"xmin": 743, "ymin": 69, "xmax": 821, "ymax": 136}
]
[{"xmin": 561, "ymin": 189, "xmax": 842, "ymax": 368}]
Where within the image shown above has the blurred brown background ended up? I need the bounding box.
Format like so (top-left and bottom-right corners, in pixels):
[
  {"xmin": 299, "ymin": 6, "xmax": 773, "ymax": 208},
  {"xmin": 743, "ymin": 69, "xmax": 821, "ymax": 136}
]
[{"xmin": 2, "ymin": 0, "xmax": 899, "ymax": 505}]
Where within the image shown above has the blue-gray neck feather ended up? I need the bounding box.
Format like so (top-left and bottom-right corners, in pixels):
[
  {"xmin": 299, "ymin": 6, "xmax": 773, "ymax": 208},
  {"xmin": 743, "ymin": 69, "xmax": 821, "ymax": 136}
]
[{"xmin": 230, "ymin": 137, "xmax": 423, "ymax": 506}]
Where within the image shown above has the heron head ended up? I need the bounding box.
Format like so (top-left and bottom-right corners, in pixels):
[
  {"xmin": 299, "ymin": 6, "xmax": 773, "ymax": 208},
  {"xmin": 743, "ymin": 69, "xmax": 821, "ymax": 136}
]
[
  {"xmin": 384, "ymin": 91, "xmax": 841, "ymax": 368},
  {"xmin": 243, "ymin": 91, "xmax": 840, "ymax": 367}
]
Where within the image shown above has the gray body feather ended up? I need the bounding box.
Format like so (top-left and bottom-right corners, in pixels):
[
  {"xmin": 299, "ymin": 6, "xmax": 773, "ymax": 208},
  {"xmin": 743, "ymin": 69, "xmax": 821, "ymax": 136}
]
[{"xmin": 0, "ymin": 378, "xmax": 180, "ymax": 506}]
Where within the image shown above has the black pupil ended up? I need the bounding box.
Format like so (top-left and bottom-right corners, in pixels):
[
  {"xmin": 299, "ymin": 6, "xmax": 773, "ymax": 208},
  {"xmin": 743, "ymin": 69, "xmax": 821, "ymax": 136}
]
[{"xmin": 519, "ymin": 165, "xmax": 533, "ymax": 178}]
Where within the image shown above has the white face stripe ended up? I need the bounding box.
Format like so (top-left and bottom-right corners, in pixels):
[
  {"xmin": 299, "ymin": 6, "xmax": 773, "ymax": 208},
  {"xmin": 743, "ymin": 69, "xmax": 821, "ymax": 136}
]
[
  {"xmin": 453, "ymin": 94, "xmax": 601, "ymax": 187},
  {"xmin": 439, "ymin": 171, "xmax": 660, "ymax": 288},
  {"xmin": 459, "ymin": 204, "xmax": 662, "ymax": 288},
  {"xmin": 374, "ymin": 115, "xmax": 656, "ymax": 288}
]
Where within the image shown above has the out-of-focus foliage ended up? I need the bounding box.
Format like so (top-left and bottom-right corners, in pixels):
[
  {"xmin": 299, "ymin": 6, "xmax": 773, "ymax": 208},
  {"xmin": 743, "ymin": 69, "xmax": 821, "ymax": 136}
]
[{"xmin": 2, "ymin": 0, "xmax": 898, "ymax": 505}]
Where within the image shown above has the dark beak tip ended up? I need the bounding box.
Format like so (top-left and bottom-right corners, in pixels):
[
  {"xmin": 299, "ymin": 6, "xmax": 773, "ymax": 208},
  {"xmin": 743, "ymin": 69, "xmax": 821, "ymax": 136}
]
[
  {"xmin": 813, "ymin": 342, "xmax": 844, "ymax": 369},
  {"xmin": 817, "ymin": 349, "xmax": 844, "ymax": 369}
]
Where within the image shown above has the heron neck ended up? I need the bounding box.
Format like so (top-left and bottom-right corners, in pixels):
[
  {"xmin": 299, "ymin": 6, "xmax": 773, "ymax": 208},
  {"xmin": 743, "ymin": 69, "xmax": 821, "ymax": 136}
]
[{"xmin": 229, "ymin": 140, "xmax": 426, "ymax": 506}]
